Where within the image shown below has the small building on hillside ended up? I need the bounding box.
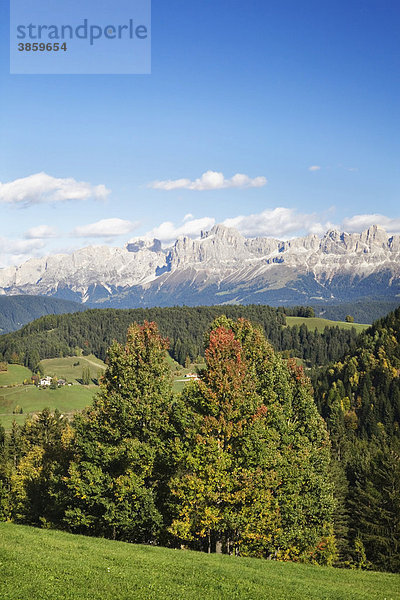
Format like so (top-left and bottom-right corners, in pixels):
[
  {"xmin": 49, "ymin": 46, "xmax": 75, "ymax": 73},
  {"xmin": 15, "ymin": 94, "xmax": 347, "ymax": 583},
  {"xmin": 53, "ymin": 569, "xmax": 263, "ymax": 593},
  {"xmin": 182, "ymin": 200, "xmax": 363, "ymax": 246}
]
[
  {"xmin": 39, "ymin": 376, "xmax": 52, "ymax": 387},
  {"xmin": 185, "ymin": 372, "xmax": 200, "ymax": 381}
]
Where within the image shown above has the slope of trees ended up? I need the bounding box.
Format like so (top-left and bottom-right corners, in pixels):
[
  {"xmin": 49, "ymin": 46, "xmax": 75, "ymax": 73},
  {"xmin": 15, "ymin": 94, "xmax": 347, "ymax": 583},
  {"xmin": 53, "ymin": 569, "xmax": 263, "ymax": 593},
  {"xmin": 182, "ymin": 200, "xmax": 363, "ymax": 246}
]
[
  {"xmin": 312, "ymin": 307, "xmax": 400, "ymax": 571},
  {"xmin": 314, "ymin": 306, "xmax": 400, "ymax": 441},
  {"xmin": 0, "ymin": 304, "xmax": 359, "ymax": 370},
  {"xmin": 0, "ymin": 295, "xmax": 85, "ymax": 334},
  {"xmin": 0, "ymin": 319, "xmax": 336, "ymax": 565}
]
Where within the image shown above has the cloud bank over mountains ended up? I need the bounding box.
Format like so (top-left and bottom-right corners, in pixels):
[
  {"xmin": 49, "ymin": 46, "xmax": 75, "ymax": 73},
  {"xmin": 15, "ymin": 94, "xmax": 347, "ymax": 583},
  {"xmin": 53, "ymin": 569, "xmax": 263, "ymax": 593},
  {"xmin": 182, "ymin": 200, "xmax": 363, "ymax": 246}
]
[
  {"xmin": 222, "ymin": 207, "xmax": 333, "ymax": 238},
  {"xmin": 25, "ymin": 225, "xmax": 57, "ymax": 240},
  {"xmin": 144, "ymin": 217, "xmax": 216, "ymax": 244},
  {"xmin": 125, "ymin": 210, "xmax": 400, "ymax": 248},
  {"xmin": 0, "ymin": 171, "xmax": 399, "ymax": 268},
  {"xmin": 1, "ymin": 208, "xmax": 400, "ymax": 268},
  {"xmin": 342, "ymin": 214, "xmax": 400, "ymax": 234}
]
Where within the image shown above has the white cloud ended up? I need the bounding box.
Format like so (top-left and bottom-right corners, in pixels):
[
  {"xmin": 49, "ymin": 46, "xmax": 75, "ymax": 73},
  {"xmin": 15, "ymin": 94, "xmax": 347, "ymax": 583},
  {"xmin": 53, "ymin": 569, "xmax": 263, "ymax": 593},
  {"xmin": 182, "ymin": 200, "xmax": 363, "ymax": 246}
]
[
  {"xmin": 72, "ymin": 218, "xmax": 139, "ymax": 238},
  {"xmin": 142, "ymin": 216, "xmax": 216, "ymax": 244},
  {"xmin": 308, "ymin": 165, "xmax": 321, "ymax": 172},
  {"xmin": 140, "ymin": 208, "xmax": 335, "ymax": 244},
  {"xmin": 223, "ymin": 207, "xmax": 333, "ymax": 238},
  {"xmin": 0, "ymin": 237, "xmax": 45, "ymax": 268},
  {"xmin": 0, "ymin": 172, "xmax": 110, "ymax": 207},
  {"xmin": 25, "ymin": 225, "xmax": 57, "ymax": 239},
  {"xmin": 148, "ymin": 170, "xmax": 267, "ymax": 191},
  {"xmin": 342, "ymin": 214, "xmax": 400, "ymax": 234}
]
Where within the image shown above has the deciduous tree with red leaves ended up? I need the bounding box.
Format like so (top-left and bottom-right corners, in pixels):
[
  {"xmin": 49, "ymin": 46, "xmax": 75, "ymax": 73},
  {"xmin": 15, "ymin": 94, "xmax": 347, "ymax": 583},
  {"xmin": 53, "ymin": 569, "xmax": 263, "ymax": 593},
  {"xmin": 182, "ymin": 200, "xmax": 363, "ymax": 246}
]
[{"xmin": 169, "ymin": 317, "xmax": 336, "ymax": 563}]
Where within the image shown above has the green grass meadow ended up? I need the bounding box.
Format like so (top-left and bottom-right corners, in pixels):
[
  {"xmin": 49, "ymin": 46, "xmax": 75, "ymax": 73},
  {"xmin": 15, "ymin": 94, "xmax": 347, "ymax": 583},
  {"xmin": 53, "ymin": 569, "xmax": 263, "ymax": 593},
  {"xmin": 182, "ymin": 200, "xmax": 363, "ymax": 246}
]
[
  {"xmin": 0, "ymin": 356, "xmax": 105, "ymax": 430},
  {"xmin": 0, "ymin": 385, "xmax": 95, "ymax": 430},
  {"xmin": 0, "ymin": 523, "xmax": 399, "ymax": 600},
  {"xmin": 285, "ymin": 316, "xmax": 369, "ymax": 334},
  {"xmin": 0, "ymin": 352, "xmax": 203, "ymax": 429},
  {"xmin": 0, "ymin": 364, "xmax": 33, "ymax": 386},
  {"xmin": 39, "ymin": 354, "xmax": 106, "ymax": 383}
]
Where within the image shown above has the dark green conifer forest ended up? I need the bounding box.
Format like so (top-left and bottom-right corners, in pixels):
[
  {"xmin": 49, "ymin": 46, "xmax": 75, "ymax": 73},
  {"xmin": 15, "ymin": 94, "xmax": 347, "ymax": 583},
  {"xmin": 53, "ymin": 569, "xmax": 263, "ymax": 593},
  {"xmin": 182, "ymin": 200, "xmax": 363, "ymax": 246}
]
[{"xmin": 0, "ymin": 304, "xmax": 358, "ymax": 369}]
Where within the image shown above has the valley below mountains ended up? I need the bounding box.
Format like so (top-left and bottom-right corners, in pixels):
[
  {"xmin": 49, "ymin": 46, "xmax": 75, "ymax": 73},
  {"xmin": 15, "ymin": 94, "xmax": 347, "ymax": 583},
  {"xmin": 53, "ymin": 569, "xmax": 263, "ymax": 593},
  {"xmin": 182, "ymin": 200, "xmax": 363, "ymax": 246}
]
[{"xmin": 1, "ymin": 224, "xmax": 400, "ymax": 307}]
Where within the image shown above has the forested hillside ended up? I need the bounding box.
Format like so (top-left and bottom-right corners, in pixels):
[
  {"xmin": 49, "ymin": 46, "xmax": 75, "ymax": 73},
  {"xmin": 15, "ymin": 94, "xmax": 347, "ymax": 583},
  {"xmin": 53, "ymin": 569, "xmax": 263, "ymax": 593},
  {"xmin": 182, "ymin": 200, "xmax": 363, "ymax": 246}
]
[
  {"xmin": 0, "ymin": 295, "xmax": 85, "ymax": 334},
  {"xmin": 312, "ymin": 307, "xmax": 400, "ymax": 572},
  {"xmin": 0, "ymin": 304, "xmax": 359, "ymax": 370},
  {"xmin": 314, "ymin": 306, "xmax": 400, "ymax": 441}
]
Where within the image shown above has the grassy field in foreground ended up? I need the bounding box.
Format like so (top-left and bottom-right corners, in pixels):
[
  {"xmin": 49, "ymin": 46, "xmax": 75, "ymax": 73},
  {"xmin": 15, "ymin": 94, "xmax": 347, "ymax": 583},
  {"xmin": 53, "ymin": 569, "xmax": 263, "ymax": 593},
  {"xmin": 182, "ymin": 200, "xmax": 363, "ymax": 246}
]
[
  {"xmin": 286, "ymin": 316, "xmax": 369, "ymax": 334},
  {"xmin": 0, "ymin": 385, "xmax": 95, "ymax": 430},
  {"xmin": 0, "ymin": 523, "xmax": 399, "ymax": 600},
  {"xmin": 39, "ymin": 354, "xmax": 106, "ymax": 383}
]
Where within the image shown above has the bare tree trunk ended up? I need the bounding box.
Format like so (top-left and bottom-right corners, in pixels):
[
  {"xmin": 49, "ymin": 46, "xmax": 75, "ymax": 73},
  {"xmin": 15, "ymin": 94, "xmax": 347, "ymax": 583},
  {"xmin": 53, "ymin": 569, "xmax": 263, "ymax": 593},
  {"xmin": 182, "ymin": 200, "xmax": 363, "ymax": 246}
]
[{"xmin": 216, "ymin": 540, "xmax": 222, "ymax": 554}]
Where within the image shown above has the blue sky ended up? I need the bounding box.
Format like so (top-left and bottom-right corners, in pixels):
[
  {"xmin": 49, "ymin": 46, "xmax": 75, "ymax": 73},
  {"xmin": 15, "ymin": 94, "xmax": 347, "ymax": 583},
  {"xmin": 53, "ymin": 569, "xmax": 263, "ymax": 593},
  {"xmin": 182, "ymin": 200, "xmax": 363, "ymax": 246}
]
[{"xmin": 1, "ymin": 0, "xmax": 399, "ymax": 267}]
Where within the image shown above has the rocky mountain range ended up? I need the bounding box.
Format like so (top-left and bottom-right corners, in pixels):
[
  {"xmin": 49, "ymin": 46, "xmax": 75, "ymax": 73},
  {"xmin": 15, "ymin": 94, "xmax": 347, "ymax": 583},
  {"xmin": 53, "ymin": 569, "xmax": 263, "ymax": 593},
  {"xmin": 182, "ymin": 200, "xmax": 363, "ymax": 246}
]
[{"xmin": 0, "ymin": 224, "xmax": 400, "ymax": 307}]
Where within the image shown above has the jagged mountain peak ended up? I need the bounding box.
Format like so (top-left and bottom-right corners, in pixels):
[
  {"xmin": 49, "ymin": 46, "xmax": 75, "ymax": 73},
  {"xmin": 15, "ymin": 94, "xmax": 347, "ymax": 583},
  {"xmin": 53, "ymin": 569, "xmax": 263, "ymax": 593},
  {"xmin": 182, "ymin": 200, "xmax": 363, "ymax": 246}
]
[
  {"xmin": 0, "ymin": 224, "xmax": 399, "ymax": 307},
  {"xmin": 126, "ymin": 238, "xmax": 163, "ymax": 253},
  {"xmin": 359, "ymin": 224, "xmax": 388, "ymax": 245},
  {"xmin": 208, "ymin": 223, "xmax": 244, "ymax": 239},
  {"xmin": 323, "ymin": 228, "xmax": 343, "ymax": 239}
]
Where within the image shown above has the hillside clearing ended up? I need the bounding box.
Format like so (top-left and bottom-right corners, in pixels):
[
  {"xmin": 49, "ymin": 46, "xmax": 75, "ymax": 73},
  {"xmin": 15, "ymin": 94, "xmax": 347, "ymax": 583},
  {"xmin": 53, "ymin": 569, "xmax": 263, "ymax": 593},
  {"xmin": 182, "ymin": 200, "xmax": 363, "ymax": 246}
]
[
  {"xmin": 39, "ymin": 354, "xmax": 106, "ymax": 383},
  {"xmin": 0, "ymin": 353, "xmax": 204, "ymax": 429},
  {"xmin": 286, "ymin": 316, "xmax": 369, "ymax": 334},
  {"xmin": 0, "ymin": 385, "xmax": 95, "ymax": 430},
  {"xmin": 0, "ymin": 364, "xmax": 33, "ymax": 386}
]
